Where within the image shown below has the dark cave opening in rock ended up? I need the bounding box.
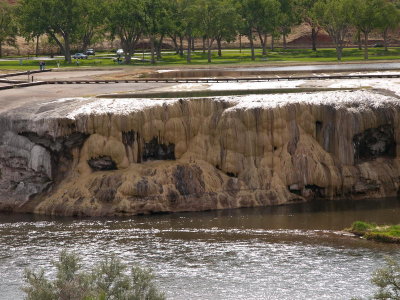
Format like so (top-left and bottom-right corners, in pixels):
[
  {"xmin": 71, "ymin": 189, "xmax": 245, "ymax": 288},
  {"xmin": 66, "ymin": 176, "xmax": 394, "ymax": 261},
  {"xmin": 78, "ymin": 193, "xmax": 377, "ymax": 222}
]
[
  {"xmin": 142, "ymin": 137, "xmax": 175, "ymax": 161},
  {"xmin": 226, "ymin": 172, "xmax": 238, "ymax": 178},
  {"xmin": 353, "ymin": 124, "xmax": 396, "ymax": 163},
  {"xmin": 288, "ymin": 184, "xmax": 302, "ymax": 195},
  {"xmin": 88, "ymin": 156, "xmax": 117, "ymax": 171},
  {"xmin": 304, "ymin": 184, "xmax": 325, "ymax": 199}
]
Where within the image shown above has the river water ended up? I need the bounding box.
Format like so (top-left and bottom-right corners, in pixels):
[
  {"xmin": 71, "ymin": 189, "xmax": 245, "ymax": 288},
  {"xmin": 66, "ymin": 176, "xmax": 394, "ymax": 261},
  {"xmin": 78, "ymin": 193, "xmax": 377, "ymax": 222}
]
[{"xmin": 1, "ymin": 198, "xmax": 399, "ymax": 300}]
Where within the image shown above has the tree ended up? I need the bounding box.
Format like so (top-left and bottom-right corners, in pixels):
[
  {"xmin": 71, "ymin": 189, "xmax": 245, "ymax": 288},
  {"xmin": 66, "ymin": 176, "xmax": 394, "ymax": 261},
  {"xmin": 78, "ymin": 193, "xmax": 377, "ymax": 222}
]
[
  {"xmin": 237, "ymin": 0, "xmax": 259, "ymax": 61},
  {"xmin": 144, "ymin": 0, "xmax": 168, "ymax": 64},
  {"xmin": 78, "ymin": 0, "xmax": 106, "ymax": 52},
  {"xmin": 179, "ymin": 0, "xmax": 197, "ymax": 63},
  {"xmin": 211, "ymin": 0, "xmax": 240, "ymax": 57},
  {"xmin": 23, "ymin": 250, "xmax": 165, "ymax": 300},
  {"xmin": 371, "ymin": 257, "xmax": 400, "ymax": 300},
  {"xmin": 253, "ymin": 0, "xmax": 281, "ymax": 56},
  {"xmin": 314, "ymin": 0, "xmax": 353, "ymax": 61},
  {"xmin": 154, "ymin": 0, "xmax": 174, "ymax": 60},
  {"xmin": 106, "ymin": 0, "xmax": 145, "ymax": 64},
  {"xmin": 165, "ymin": 0, "xmax": 195, "ymax": 62},
  {"xmin": 192, "ymin": 0, "xmax": 216, "ymax": 62},
  {"xmin": 296, "ymin": 0, "xmax": 321, "ymax": 51},
  {"xmin": 167, "ymin": 0, "xmax": 186, "ymax": 56},
  {"xmin": 278, "ymin": 0, "xmax": 300, "ymax": 49},
  {"xmin": 377, "ymin": 0, "xmax": 400, "ymax": 52},
  {"xmin": 193, "ymin": 0, "xmax": 239, "ymax": 62},
  {"xmin": 0, "ymin": 2, "xmax": 17, "ymax": 58},
  {"xmin": 18, "ymin": 0, "xmax": 82, "ymax": 63},
  {"xmin": 351, "ymin": 0, "xmax": 383, "ymax": 59}
]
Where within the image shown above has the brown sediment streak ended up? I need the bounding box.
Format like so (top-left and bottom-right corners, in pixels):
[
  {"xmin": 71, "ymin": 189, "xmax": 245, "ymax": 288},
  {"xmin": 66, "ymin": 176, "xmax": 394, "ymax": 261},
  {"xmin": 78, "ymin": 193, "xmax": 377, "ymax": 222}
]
[{"xmin": 0, "ymin": 90, "xmax": 400, "ymax": 216}]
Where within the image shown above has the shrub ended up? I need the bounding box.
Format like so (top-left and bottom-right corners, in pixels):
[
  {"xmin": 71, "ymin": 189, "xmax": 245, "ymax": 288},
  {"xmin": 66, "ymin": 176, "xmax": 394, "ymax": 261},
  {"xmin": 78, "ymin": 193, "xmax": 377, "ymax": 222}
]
[
  {"xmin": 371, "ymin": 257, "xmax": 400, "ymax": 300},
  {"xmin": 22, "ymin": 250, "xmax": 165, "ymax": 300},
  {"xmin": 352, "ymin": 257, "xmax": 400, "ymax": 300}
]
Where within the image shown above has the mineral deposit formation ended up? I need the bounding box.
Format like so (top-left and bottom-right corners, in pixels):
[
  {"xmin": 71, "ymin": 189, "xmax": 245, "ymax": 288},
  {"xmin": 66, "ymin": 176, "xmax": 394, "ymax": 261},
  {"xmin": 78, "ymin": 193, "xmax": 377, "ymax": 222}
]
[{"xmin": 1, "ymin": 89, "xmax": 399, "ymax": 216}]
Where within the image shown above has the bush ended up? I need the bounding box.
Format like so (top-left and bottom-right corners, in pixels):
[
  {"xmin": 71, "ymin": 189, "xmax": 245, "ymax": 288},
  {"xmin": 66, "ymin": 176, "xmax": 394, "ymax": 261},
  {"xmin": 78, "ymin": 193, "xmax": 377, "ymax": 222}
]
[
  {"xmin": 22, "ymin": 250, "xmax": 165, "ymax": 300},
  {"xmin": 371, "ymin": 258, "xmax": 400, "ymax": 300},
  {"xmin": 352, "ymin": 257, "xmax": 400, "ymax": 300}
]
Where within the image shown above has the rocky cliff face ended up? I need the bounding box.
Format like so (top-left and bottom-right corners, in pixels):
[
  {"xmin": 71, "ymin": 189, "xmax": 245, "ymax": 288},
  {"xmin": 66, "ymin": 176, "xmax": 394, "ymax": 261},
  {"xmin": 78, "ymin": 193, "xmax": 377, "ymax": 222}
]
[{"xmin": 1, "ymin": 89, "xmax": 400, "ymax": 216}]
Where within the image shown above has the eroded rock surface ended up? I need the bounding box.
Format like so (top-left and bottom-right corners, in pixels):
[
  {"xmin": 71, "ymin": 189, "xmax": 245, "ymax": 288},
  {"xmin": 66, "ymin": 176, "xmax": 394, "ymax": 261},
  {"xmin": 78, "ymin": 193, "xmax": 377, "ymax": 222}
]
[
  {"xmin": 1, "ymin": 90, "xmax": 400, "ymax": 216},
  {"xmin": 88, "ymin": 156, "xmax": 117, "ymax": 171},
  {"xmin": 353, "ymin": 124, "xmax": 396, "ymax": 162}
]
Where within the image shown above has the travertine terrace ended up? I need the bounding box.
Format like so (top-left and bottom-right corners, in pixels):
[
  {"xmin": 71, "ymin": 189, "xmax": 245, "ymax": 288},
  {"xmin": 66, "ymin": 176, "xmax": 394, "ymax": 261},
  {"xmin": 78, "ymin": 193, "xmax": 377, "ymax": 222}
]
[{"xmin": 1, "ymin": 76, "xmax": 400, "ymax": 216}]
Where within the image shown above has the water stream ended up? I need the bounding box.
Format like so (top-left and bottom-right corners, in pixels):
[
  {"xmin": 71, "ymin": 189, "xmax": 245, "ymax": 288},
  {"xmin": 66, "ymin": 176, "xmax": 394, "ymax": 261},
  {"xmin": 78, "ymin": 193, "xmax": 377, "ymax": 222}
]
[{"xmin": 1, "ymin": 198, "xmax": 399, "ymax": 299}]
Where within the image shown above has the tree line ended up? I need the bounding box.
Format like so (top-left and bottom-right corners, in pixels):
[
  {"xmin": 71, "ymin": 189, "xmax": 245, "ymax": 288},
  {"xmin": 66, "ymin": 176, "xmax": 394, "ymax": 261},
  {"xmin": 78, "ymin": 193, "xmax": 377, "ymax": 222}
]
[{"xmin": 1, "ymin": 0, "xmax": 400, "ymax": 63}]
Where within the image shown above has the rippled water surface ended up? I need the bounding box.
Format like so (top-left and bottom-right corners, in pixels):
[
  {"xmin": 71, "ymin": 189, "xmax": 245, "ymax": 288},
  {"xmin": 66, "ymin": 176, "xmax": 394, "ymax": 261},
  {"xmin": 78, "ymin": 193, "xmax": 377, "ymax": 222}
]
[{"xmin": 1, "ymin": 198, "xmax": 400, "ymax": 300}]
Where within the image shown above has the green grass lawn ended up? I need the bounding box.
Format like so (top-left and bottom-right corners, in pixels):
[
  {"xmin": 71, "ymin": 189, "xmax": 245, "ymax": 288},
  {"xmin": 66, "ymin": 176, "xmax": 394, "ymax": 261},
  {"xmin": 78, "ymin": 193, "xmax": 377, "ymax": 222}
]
[
  {"xmin": 1, "ymin": 47, "xmax": 400, "ymax": 71},
  {"xmin": 346, "ymin": 221, "xmax": 400, "ymax": 243}
]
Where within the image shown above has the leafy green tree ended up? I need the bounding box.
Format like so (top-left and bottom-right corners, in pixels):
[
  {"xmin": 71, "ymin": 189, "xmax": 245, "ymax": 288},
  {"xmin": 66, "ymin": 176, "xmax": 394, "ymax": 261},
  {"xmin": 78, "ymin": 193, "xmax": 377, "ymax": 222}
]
[
  {"xmin": 192, "ymin": 0, "xmax": 215, "ymax": 62},
  {"xmin": 144, "ymin": 0, "xmax": 168, "ymax": 64},
  {"xmin": 78, "ymin": 0, "xmax": 106, "ymax": 52},
  {"xmin": 236, "ymin": 0, "xmax": 259, "ymax": 61},
  {"xmin": 377, "ymin": 0, "xmax": 400, "ymax": 52},
  {"xmin": 165, "ymin": 0, "xmax": 195, "ymax": 62},
  {"xmin": 180, "ymin": 0, "xmax": 197, "ymax": 63},
  {"xmin": 0, "ymin": 2, "xmax": 17, "ymax": 58},
  {"xmin": 278, "ymin": 0, "xmax": 300, "ymax": 49},
  {"xmin": 167, "ymin": 0, "xmax": 186, "ymax": 56},
  {"xmin": 296, "ymin": 0, "xmax": 321, "ymax": 51},
  {"xmin": 153, "ymin": 0, "xmax": 174, "ymax": 60},
  {"xmin": 253, "ymin": 0, "xmax": 281, "ymax": 56},
  {"xmin": 106, "ymin": 0, "xmax": 145, "ymax": 64},
  {"xmin": 351, "ymin": 0, "xmax": 383, "ymax": 59},
  {"xmin": 18, "ymin": 0, "xmax": 82, "ymax": 62},
  {"xmin": 193, "ymin": 0, "xmax": 239, "ymax": 62},
  {"xmin": 314, "ymin": 0, "xmax": 353, "ymax": 61},
  {"xmin": 213, "ymin": 0, "xmax": 240, "ymax": 57},
  {"xmin": 23, "ymin": 250, "xmax": 165, "ymax": 300},
  {"xmin": 371, "ymin": 257, "xmax": 400, "ymax": 300}
]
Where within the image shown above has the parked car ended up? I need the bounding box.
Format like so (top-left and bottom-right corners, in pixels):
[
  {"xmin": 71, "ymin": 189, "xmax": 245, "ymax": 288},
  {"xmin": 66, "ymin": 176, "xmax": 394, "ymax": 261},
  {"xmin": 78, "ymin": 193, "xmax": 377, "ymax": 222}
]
[
  {"xmin": 72, "ymin": 53, "xmax": 88, "ymax": 59},
  {"xmin": 116, "ymin": 49, "xmax": 124, "ymax": 56},
  {"xmin": 85, "ymin": 48, "xmax": 95, "ymax": 55}
]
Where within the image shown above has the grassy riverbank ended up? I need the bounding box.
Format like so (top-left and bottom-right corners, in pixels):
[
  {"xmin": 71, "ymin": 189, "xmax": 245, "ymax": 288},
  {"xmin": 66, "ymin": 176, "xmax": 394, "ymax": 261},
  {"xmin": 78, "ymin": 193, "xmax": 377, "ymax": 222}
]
[
  {"xmin": 1, "ymin": 47, "xmax": 400, "ymax": 71},
  {"xmin": 347, "ymin": 221, "xmax": 400, "ymax": 243}
]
